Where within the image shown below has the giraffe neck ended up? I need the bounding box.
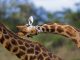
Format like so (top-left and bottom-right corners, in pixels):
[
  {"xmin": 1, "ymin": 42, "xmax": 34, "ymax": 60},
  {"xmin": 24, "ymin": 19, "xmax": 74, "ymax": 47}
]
[
  {"xmin": 36, "ymin": 23, "xmax": 80, "ymax": 48},
  {"xmin": 0, "ymin": 23, "xmax": 61, "ymax": 60}
]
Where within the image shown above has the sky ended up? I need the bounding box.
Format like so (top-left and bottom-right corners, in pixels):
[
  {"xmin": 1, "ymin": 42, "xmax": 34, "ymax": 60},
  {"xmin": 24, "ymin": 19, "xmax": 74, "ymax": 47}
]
[{"xmin": 30, "ymin": 0, "xmax": 80, "ymax": 12}]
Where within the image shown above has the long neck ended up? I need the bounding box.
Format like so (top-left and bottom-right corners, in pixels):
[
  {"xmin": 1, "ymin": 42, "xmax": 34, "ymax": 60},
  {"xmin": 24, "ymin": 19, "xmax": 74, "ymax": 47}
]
[
  {"xmin": 0, "ymin": 23, "xmax": 61, "ymax": 60},
  {"xmin": 0, "ymin": 23, "xmax": 29, "ymax": 59},
  {"xmin": 36, "ymin": 23, "xmax": 80, "ymax": 48}
]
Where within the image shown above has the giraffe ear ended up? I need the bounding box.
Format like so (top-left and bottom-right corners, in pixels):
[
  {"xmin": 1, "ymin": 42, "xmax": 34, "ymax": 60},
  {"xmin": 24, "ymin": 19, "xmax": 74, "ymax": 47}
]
[{"xmin": 28, "ymin": 16, "xmax": 33, "ymax": 25}]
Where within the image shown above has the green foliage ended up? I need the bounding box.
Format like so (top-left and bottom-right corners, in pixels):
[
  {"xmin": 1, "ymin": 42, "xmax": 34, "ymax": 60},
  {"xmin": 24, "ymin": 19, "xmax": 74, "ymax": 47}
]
[{"xmin": 32, "ymin": 33, "xmax": 65, "ymax": 48}]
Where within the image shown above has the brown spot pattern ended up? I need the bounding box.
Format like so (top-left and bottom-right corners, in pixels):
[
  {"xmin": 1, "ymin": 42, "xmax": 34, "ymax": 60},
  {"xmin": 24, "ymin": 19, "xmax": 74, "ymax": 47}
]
[
  {"xmin": 38, "ymin": 54, "xmax": 44, "ymax": 60},
  {"xmin": 12, "ymin": 47, "xmax": 18, "ymax": 53},
  {"xmin": 42, "ymin": 52, "xmax": 48, "ymax": 57},
  {"xmin": 65, "ymin": 26, "xmax": 76, "ymax": 37},
  {"xmin": 50, "ymin": 25, "xmax": 55, "ymax": 32},
  {"xmin": 5, "ymin": 42, "xmax": 12, "ymax": 51},
  {"xmin": 35, "ymin": 45, "xmax": 41, "ymax": 52},
  {"xmin": 3, "ymin": 28, "xmax": 7, "ymax": 34},
  {"xmin": 11, "ymin": 39, "xmax": 17, "ymax": 45},
  {"xmin": 18, "ymin": 40, "xmax": 23, "ymax": 45},
  {"xmin": 48, "ymin": 53, "xmax": 52, "ymax": 58},
  {"xmin": 25, "ymin": 43, "xmax": 30, "ymax": 48},
  {"xmin": 30, "ymin": 56, "xmax": 36, "ymax": 60},
  {"xmin": 35, "ymin": 51, "xmax": 40, "ymax": 55},
  {"xmin": 45, "ymin": 57, "xmax": 51, "ymax": 60},
  {"xmin": 0, "ymin": 35, "xmax": 5, "ymax": 44},
  {"xmin": 16, "ymin": 50, "xmax": 25, "ymax": 58},
  {"xmin": 19, "ymin": 46, "xmax": 26, "ymax": 51},
  {"xmin": 43, "ymin": 25, "xmax": 49, "ymax": 32},
  {"xmin": 30, "ymin": 44, "xmax": 34, "ymax": 47},
  {"xmin": 27, "ymin": 48, "xmax": 34, "ymax": 54},
  {"xmin": 24, "ymin": 55, "xmax": 28, "ymax": 60},
  {"xmin": 57, "ymin": 26, "xmax": 64, "ymax": 33},
  {"xmin": 4, "ymin": 34, "xmax": 9, "ymax": 39}
]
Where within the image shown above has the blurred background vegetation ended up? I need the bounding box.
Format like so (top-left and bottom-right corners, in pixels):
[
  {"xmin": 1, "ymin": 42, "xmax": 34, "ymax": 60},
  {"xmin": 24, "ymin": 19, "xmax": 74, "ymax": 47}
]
[{"xmin": 0, "ymin": 0, "xmax": 80, "ymax": 60}]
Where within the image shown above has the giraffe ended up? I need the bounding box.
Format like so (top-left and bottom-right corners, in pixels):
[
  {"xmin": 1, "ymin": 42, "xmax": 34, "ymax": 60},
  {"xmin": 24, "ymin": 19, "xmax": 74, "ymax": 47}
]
[
  {"xmin": 0, "ymin": 23, "xmax": 62, "ymax": 60},
  {"xmin": 16, "ymin": 23, "xmax": 80, "ymax": 48}
]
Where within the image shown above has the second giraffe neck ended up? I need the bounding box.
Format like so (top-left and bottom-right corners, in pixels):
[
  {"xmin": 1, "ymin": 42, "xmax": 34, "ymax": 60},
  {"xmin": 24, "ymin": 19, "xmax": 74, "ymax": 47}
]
[{"xmin": 36, "ymin": 23, "xmax": 80, "ymax": 47}]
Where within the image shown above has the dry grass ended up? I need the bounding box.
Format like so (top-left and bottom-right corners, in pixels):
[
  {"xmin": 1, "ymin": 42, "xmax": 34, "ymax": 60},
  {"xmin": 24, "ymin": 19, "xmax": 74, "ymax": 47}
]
[{"xmin": 0, "ymin": 44, "xmax": 20, "ymax": 60}]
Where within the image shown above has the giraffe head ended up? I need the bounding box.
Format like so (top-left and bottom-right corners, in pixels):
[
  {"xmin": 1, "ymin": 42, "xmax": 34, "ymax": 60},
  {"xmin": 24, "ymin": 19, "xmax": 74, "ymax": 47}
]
[{"xmin": 16, "ymin": 25, "xmax": 37, "ymax": 37}]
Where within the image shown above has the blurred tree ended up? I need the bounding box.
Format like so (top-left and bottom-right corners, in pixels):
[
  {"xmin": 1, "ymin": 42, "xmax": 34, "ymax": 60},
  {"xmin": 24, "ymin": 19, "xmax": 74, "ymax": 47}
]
[{"xmin": 63, "ymin": 8, "xmax": 80, "ymax": 28}]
